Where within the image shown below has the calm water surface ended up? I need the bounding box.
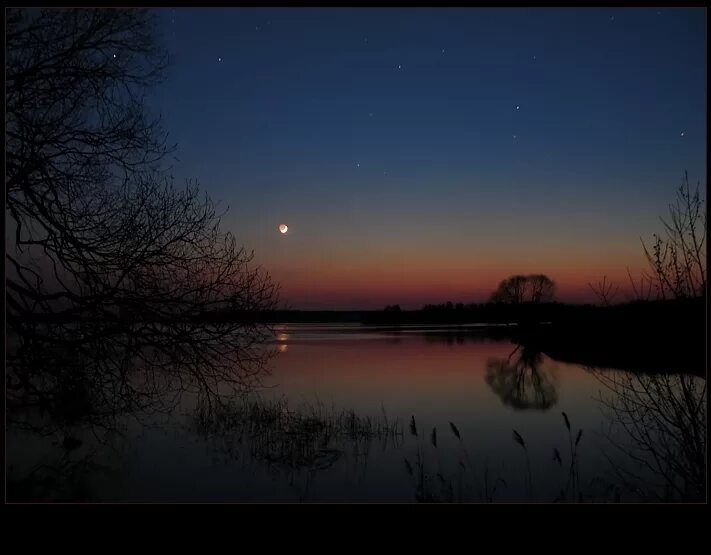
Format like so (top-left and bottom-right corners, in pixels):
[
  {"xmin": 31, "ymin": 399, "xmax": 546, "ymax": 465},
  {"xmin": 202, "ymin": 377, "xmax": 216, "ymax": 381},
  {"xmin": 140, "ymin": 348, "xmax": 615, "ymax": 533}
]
[{"xmin": 6, "ymin": 323, "xmax": 704, "ymax": 502}]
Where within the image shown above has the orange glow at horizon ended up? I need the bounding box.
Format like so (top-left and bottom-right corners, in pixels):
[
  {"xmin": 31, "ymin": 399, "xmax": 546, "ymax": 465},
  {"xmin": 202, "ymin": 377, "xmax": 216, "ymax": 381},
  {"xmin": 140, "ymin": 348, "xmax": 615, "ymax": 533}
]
[
  {"xmin": 250, "ymin": 220, "xmax": 654, "ymax": 309},
  {"xmin": 270, "ymin": 261, "xmax": 649, "ymax": 309}
]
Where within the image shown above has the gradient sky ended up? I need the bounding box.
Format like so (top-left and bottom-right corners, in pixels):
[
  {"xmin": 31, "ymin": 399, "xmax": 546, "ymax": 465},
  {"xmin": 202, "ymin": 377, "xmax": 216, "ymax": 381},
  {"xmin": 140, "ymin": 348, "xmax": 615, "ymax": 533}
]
[{"xmin": 149, "ymin": 7, "xmax": 706, "ymax": 309}]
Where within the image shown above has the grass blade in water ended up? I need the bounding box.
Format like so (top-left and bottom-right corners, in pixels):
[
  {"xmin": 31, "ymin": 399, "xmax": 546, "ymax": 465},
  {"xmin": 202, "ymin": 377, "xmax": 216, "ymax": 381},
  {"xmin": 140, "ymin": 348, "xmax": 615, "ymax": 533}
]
[
  {"xmin": 562, "ymin": 412, "xmax": 571, "ymax": 432},
  {"xmin": 575, "ymin": 429, "xmax": 583, "ymax": 446},
  {"xmin": 409, "ymin": 416, "xmax": 418, "ymax": 437}
]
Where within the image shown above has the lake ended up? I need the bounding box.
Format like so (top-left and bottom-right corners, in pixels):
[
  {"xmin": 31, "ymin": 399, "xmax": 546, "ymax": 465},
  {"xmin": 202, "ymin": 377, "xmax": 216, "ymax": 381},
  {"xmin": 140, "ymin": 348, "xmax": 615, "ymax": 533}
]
[{"xmin": 6, "ymin": 323, "xmax": 705, "ymax": 502}]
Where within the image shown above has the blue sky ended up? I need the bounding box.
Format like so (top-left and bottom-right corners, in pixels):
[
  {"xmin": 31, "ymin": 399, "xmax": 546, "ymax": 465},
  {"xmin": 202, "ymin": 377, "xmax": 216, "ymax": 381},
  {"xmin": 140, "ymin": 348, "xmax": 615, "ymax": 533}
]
[{"xmin": 147, "ymin": 7, "xmax": 706, "ymax": 309}]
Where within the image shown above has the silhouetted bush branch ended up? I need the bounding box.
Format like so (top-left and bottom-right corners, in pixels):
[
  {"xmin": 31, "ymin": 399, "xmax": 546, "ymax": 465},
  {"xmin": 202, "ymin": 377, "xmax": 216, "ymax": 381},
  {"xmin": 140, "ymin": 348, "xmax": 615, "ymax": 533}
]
[
  {"xmin": 588, "ymin": 275, "xmax": 619, "ymax": 306},
  {"xmin": 591, "ymin": 368, "xmax": 706, "ymax": 501},
  {"xmin": 6, "ymin": 8, "xmax": 279, "ymax": 434},
  {"xmin": 641, "ymin": 171, "xmax": 706, "ymax": 299},
  {"xmin": 591, "ymin": 172, "xmax": 706, "ymax": 305}
]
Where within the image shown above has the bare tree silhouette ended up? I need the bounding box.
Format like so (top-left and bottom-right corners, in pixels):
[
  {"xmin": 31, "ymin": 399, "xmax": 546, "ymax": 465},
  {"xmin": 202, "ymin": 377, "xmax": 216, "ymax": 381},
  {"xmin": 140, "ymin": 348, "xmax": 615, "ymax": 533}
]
[
  {"xmin": 6, "ymin": 9, "xmax": 279, "ymax": 435},
  {"xmin": 588, "ymin": 275, "xmax": 619, "ymax": 306},
  {"xmin": 591, "ymin": 368, "xmax": 706, "ymax": 502},
  {"xmin": 590, "ymin": 172, "xmax": 706, "ymax": 304},
  {"xmin": 490, "ymin": 274, "xmax": 556, "ymax": 304},
  {"xmin": 641, "ymin": 171, "xmax": 706, "ymax": 300}
]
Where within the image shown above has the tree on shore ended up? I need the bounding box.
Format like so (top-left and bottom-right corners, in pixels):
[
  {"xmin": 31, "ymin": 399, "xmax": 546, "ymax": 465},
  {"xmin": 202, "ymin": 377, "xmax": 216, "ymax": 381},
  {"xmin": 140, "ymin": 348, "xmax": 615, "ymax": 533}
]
[
  {"xmin": 490, "ymin": 274, "xmax": 556, "ymax": 304},
  {"xmin": 641, "ymin": 171, "xmax": 706, "ymax": 300},
  {"xmin": 589, "ymin": 171, "xmax": 706, "ymax": 304},
  {"xmin": 6, "ymin": 8, "xmax": 279, "ymax": 431}
]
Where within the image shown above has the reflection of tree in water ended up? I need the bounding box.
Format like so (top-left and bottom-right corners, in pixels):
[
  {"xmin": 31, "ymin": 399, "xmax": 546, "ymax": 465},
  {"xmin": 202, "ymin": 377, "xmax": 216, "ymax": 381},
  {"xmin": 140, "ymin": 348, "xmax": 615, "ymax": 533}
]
[
  {"xmin": 421, "ymin": 328, "xmax": 510, "ymax": 346},
  {"xmin": 590, "ymin": 368, "xmax": 706, "ymax": 502},
  {"xmin": 6, "ymin": 324, "xmax": 278, "ymax": 501},
  {"xmin": 423, "ymin": 332, "xmax": 471, "ymax": 345},
  {"xmin": 485, "ymin": 345, "xmax": 558, "ymax": 410},
  {"xmin": 6, "ymin": 437, "xmax": 126, "ymax": 502},
  {"xmin": 7, "ymin": 323, "xmax": 277, "ymax": 431}
]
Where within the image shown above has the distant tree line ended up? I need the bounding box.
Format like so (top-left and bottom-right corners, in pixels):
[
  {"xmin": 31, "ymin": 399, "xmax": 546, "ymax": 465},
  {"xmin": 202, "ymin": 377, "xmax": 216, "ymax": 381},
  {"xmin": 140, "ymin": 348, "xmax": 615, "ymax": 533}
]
[{"xmin": 385, "ymin": 274, "xmax": 557, "ymax": 313}]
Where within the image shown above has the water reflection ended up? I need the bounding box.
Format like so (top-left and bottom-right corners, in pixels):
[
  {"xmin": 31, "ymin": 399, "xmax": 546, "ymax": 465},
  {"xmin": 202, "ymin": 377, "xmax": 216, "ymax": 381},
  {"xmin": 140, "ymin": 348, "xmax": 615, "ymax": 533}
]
[
  {"xmin": 190, "ymin": 396, "xmax": 404, "ymax": 500},
  {"xmin": 6, "ymin": 318, "xmax": 277, "ymax": 501},
  {"xmin": 6, "ymin": 424, "xmax": 130, "ymax": 502},
  {"xmin": 420, "ymin": 328, "xmax": 509, "ymax": 345},
  {"xmin": 485, "ymin": 345, "xmax": 558, "ymax": 410},
  {"xmin": 6, "ymin": 324, "xmax": 705, "ymax": 502},
  {"xmin": 7, "ymin": 320, "xmax": 276, "ymax": 431},
  {"xmin": 193, "ymin": 397, "xmax": 403, "ymax": 467}
]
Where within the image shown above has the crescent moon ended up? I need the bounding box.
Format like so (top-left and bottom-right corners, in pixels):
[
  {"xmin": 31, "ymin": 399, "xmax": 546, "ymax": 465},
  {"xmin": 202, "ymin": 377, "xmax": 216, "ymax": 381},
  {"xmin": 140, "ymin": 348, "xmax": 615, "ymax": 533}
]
[{"xmin": 279, "ymin": 224, "xmax": 288, "ymax": 234}]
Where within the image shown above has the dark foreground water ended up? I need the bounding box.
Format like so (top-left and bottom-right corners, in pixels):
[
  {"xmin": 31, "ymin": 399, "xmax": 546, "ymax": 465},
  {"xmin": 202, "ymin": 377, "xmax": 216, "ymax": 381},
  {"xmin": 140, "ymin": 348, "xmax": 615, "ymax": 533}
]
[{"xmin": 6, "ymin": 324, "xmax": 706, "ymax": 502}]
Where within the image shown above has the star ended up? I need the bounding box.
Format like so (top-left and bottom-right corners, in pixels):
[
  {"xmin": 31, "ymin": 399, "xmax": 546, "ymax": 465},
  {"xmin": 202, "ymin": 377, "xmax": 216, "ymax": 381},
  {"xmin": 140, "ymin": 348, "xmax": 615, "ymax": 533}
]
[
  {"xmin": 515, "ymin": 105, "xmax": 520, "ymax": 111},
  {"xmin": 680, "ymin": 132, "xmax": 685, "ymax": 137},
  {"xmin": 513, "ymin": 134, "xmax": 517, "ymax": 139},
  {"xmin": 533, "ymin": 55, "xmax": 536, "ymax": 60},
  {"xmin": 441, "ymin": 48, "xmax": 445, "ymax": 54},
  {"xmin": 113, "ymin": 53, "xmax": 117, "ymax": 59},
  {"xmin": 356, "ymin": 163, "xmax": 360, "ymax": 168},
  {"xmin": 397, "ymin": 64, "xmax": 402, "ymax": 70},
  {"xmin": 217, "ymin": 57, "xmax": 222, "ymax": 62}
]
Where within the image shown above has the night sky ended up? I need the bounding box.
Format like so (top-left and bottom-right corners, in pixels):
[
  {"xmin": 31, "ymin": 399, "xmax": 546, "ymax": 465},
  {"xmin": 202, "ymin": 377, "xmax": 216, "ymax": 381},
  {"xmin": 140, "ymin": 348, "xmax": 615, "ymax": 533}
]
[{"xmin": 149, "ymin": 8, "xmax": 706, "ymax": 310}]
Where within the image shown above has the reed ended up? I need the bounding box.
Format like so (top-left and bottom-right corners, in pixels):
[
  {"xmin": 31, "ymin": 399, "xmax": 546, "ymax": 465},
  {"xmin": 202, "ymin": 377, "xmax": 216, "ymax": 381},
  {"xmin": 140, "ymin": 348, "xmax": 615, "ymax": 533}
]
[
  {"xmin": 512, "ymin": 429, "xmax": 533, "ymax": 498},
  {"xmin": 193, "ymin": 396, "xmax": 404, "ymax": 473},
  {"xmin": 558, "ymin": 412, "xmax": 584, "ymax": 500},
  {"xmin": 400, "ymin": 413, "xmax": 597, "ymax": 502}
]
